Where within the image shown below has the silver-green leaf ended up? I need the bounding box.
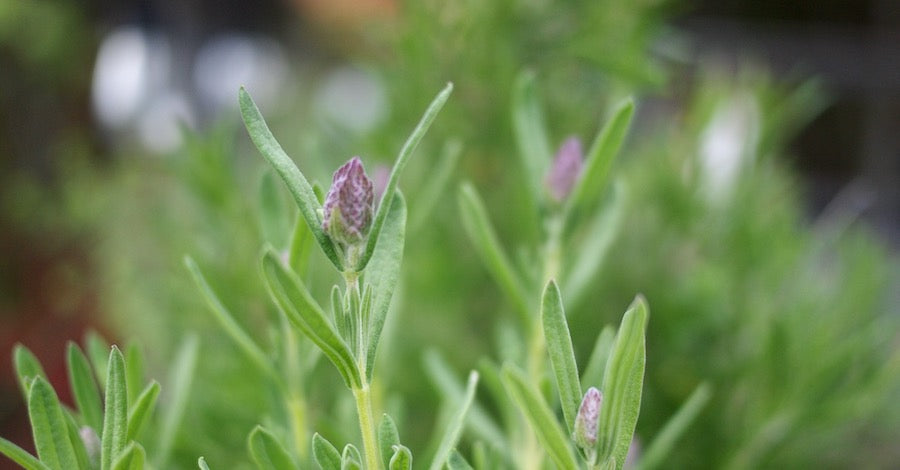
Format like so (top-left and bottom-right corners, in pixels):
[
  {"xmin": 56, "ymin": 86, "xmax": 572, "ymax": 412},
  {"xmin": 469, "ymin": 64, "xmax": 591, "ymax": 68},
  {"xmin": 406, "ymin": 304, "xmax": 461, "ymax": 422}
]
[{"xmin": 541, "ymin": 280, "xmax": 583, "ymax": 434}]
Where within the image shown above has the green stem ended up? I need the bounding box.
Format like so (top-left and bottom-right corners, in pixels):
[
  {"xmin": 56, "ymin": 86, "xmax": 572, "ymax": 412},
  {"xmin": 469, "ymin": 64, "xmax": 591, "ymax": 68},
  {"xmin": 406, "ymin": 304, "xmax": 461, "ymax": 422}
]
[{"xmin": 353, "ymin": 384, "xmax": 382, "ymax": 470}]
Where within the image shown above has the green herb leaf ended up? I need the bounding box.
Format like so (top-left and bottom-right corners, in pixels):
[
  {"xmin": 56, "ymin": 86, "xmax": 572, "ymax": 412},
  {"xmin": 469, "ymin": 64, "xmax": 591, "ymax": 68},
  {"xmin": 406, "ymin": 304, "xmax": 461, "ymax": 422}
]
[
  {"xmin": 66, "ymin": 343, "xmax": 103, "ymax": 433},
  {"xmin": 446, "ymin": 450, "xmax": 474, "ymax": 470},
  {"xmin": 377, "ymin": 414, "xmax": 401, "ymax": 470},
  {"xmin": 185, "ymin": 256, "xmax": 278, "ymax": 380},
  {"xmin": 239, "ymin": 87, "xmax": 343, "ymax": 270},
  {"xmin": 312, "ymin": 433, "xmax": 341, "ymax": 470},
  {"xmin": 64, "ymin": 405, "xmax": 92, "ymax": 470},
  {"xmin": 0, "ymin": 436, "xmax": 50, "ymax": 470},
  {"xmin": 635, "ymin": 382, "xmax": 712, "ymax": 470},
  {"xmin": 597, "ymin": 296, "xmax": 648, "ymax": 470},
  {"xmin": 156, "ymin": 335, "xmax": 199, "ymax": 468},
  {"xmin": 541, "ymin": 280, "xmax": 583, "ymax": 434},
  {"xmin": 84, "ymin": 332, "xmax": 110, "ymax": 390},
  {"xmin": 429, "ymin": 371, "xmax": 479, "ymax": 470},
  {"xmin": 388, "ymin": 445, "xmax": 412, "ymax": 470},
  {"xmin": 288, "ymin": 208, "xmax": 314, "ymax": 275},
  {"xmin": 112, "ymin": 442, "xmax": 146, "ymax": 470},
  {"xmin": 13, "ymin": 344, "xmax": 47, "ymax": 400},
  {"xmin": 127, "ymin": 381, "xmax": 160, "ymax": 441},
  {"xmin": 501, "ymin": 366, "xmax": 578, "ymax": 470},
  {"xmin": 261, "ymin": 248, "xmax": 361, "ymax": 389},
  {"xmin": 364, "ymin": 193, "xmax": 406, "ymax": 382},
  {"xmin": 564, "ymin": 98, "xmax": 634, "ymax": 227},
  {"xmin": 357, "ymin": 83, "xmax": 453, "ymax": 271},
  {"xmin": 28, "ymin": 377, "xmax": 78, "ymax": 470},
  {"xmin": 101, "ymin": 347, "xmax": 128, "ymax": 470},
  {"xmin": 512, "ymin": 71, "xmax": 552, "ymax": 208},
  {"xmin": 260, "ymin": 169, "xmax": 291, "ymax": 249},
  {"xmin": 248, "ymin": 426, "xmax": 296, "ymax": 470},
  {"xmin": 581, "ymin": 326, "xmax": 615, "ymax": 391},
  {"xmin": 341, "ymin": 444, "xmax": 361, "ymax": 470},
  {"xmin": 458, "ymin": 182, "xmax": 531, "ymax": 327},
  {"xmin": 124, "ymin": 343, "xmax": 144, "ymax": 406}
]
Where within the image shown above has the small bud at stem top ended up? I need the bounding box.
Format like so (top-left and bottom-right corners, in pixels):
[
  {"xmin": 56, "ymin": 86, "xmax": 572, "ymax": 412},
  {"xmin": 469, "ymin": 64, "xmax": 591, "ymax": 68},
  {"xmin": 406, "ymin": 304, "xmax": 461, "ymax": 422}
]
[
  {"xmin": 323, "ymin": 157, "xmax": 375, "ymax": 247},
  {"xmin": 574, "ymin": 386, "xmax": 602, "ymax": 457}
]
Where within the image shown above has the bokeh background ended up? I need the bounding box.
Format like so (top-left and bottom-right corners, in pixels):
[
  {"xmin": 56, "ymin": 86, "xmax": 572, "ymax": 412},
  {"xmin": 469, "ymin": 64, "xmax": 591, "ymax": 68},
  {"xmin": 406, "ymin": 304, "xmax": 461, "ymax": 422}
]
[{"xmin": 1, "ymin": 0, "xmax": 898, "ymax": 468}]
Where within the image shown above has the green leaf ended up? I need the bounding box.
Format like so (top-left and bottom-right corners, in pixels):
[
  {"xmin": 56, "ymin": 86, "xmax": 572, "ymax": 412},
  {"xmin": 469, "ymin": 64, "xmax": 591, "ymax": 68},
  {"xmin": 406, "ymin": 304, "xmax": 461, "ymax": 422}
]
[
  {"xmin": 0, "ymin": 436, "xmax": 51, "ymax": 470},
  {"xmin": 446, "ymin": 450, "xmax": 474, "ymax": 470},
  {"xmin": 388, "ymin": 445, "xmax": 412, "ymax": 470},
  {"xmin": 581, "ymin": 326, "xmax": 615, "ymax": 390},
  {"xmin": 541, "ymin": 280, "xmax": 582, "ymax": 434},
  {"xmin": 101, "ymin": 347, "xmax": 128, "ymax": 470},
  {"xmin": 64, "ymin": 408, "xmax": 92, "ymax": 470},
  {"xmin": 635, "ymin": 382, "xmax": 712, "ymax": 470},
  {"xmin": 457, "ymin": 182, "xmax": 531, "ymax": 327},
  {"xmin": 27, "ymin": 377, "xmax": 78, "ymax": 470},
  {"xmin": 198, "ymin": 457, "xmax": 211, "ymax": 470},
  {"xmin": 511, "ymin": 71, "xmax": 552, "ymax": 207},
  {"xmin": 260, "ymin": 169, "xmax": 291, "ymax": 249},
  {"xmin": 185, "ymin": 256, "xmax": 279, "ymax": 380},
  {"xmin": 112, "ymin": 442, "xmax": 146, "ymax": 470},
  {"xmin": 357, "ymin": 82, "xmax": 452, "ymax": 271},
  {"xmin": 239, "ymin": 86, "xmax": 343, "ymax": 270},
  {"xmin": 127, "ymin": 381, "xmax": 160, "ymax": 441},
  {"xmin": 341, "ymin": 444, "xmax": 361, "ymax": 470},
  {"xmin": 562, "ymin": 181, "xmax": 625, "ymax": 309},
  {"xmin": 14, "ymin": 345, "xmax": 48, "ymax": 401},
  {"xmin": 124, "ymin": 343, "xmax": 144, "ymax": 406},
  {"xmin": 501, "ymin": 366, "xmax": 578, "ymax": 470},
  {"xmin": 156, "ymin": 335, "xmax": 199, "ymax": 468},
  {"xmin": 564, "ymin": 98, "xmax": 634, "ymax": 227},
  {"xmin": 429, "ymin": 371, "xmax": 479, "ymax": 470},
  {"xmin": 377, "ymin": 414, "xmax": 401, "ymax": 470},
  {"xmin": 85, "ymin": 332, "xmax": 110, "ymax": 390},
  {"xmin": 248, "ymin": 426, "xmax": 296, "ymax": 470},
  {"xmin": 312, "ymin": 433, "xmax": 341, "ymax": 470},
  {"xmin": 261, "ymin": 248, "xmax": 361, "ymax": 389},
  {"xmin": 66, "ymin": 343, "xmax": 104, "ymax": 433},
  {"xmin": 597, "ymin": 296, "xmax": 649, "ymax": 470},
  {"xmin": 288, "ymin": 208, "xmax": 314, "ymax": 275},
  {"xmin": 364, "ymin": 193, "xmax": 406, "ymax": 382}
]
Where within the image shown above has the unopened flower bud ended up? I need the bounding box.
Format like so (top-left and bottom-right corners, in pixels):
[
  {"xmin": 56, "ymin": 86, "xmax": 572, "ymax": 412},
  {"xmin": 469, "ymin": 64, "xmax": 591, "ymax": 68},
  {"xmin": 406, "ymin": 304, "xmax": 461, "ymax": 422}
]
[
  {"xmin": 323, "ymin": 157, "xmax": 374, "ymax": 246},
  {"xmin": 573, "ymin": 387, "xmax": 602, "ymax": 452},
  {"xmin": 545, "ymin": 136, "xmax": 583, "ymax": 203}
]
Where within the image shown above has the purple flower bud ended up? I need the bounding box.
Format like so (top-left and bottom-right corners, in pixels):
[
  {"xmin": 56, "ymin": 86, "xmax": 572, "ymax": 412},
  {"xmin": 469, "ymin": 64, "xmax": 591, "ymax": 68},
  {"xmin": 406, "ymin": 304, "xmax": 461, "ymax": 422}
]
[
  {"xmin": 574, "ymin": 387, "xmax": 602, "ymax": 452},
  {"xmin": 545, "ymin": 136, "xmax": 583, "ymax": 203},
  {"xmin": 323, "ymin": 157, "xmax": 374, "ymax": 246}
]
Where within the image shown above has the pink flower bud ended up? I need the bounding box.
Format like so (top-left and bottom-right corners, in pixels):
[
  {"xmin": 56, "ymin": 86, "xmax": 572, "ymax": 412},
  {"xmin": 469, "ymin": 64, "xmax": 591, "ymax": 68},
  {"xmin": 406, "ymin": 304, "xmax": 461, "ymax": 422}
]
[
  {"xmin": 323, "ymin": 157, "xmax": 374, "ymax": 246},
  {"xmin": 574, "ymin": 387, "xmax": 602, "ymax": 451},
  {"xmin": 545, "ymin": 136, "xmax": 583, "ymax": 203}
]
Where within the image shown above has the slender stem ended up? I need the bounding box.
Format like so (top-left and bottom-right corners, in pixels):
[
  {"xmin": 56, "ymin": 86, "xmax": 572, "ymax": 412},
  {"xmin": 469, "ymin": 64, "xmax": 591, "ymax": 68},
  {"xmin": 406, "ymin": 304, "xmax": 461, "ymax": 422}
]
[{"xmin": 353, "ymin": 384, "xmax": 382, "ymax": 470}]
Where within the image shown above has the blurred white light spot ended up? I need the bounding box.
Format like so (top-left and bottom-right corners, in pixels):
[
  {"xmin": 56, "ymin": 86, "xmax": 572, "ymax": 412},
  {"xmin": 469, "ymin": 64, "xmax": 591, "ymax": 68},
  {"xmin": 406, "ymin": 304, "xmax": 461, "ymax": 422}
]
[
  {"xmin": 137, "ymin": 91, "xmax": 195, "ymax": 154},
  {"xmin": 193, "ymin": 34, "xmax": 289, "ymax": 113},
  {"xmin": 700, "ymin": 91, "xmax": 760, "ymax": 202},
  {"xmin": 315, "ymin": 66, "xmax": 386, "ymax": 133}
]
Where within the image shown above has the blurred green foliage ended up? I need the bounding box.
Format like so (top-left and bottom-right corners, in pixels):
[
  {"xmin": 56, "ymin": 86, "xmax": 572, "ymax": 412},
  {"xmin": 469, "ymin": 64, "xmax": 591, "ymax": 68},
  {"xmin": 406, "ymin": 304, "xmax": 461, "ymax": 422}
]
[{"xmin": 2, "ymin": 0, "xmax": 899, "ymax": 468}]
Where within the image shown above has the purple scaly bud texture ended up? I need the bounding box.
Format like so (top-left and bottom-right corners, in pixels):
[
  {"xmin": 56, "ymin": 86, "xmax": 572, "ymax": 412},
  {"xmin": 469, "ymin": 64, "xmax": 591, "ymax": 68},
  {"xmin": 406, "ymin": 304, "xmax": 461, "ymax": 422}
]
[
  {"xmin": 574, "ymin": 386, "xmax": 602, "ymax": 452},
  {"xmin": 545, "ymin": 136, "xmax": 584, "ymax": 203},
  {"xmin": 323, "ymin": 157, "xmax": 374, "ymax": 246}
]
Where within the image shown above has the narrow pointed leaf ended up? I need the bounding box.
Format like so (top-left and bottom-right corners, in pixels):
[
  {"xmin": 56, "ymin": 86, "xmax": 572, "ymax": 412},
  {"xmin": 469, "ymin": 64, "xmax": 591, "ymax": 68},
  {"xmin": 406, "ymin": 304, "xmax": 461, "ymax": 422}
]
[
  {"xmin": 248, "ymin": 426, "xmax": 296, "ymax": 470},
  {"xmin": 84, "ymin": 332, "xmax": 110, "ymax": 390},
  {"xmin": 501, "ymin": 366, "xmax": 578, "ymax": 470},
  {"xmin": 429, "ymin": 371, "xmax": 479, "ymax": 470},
  {"xmin": 458, "ymin": 183, "xmax": 531, "ymax": 326},
  {"xmin": 597, "ymin": 296, "xmax": 648, "ymax": 470},
  {"xmin": 13, "ymin": 345, "xmax": 47, "ymax": 400},
  {"xmin": 239, "ymin": 87, "xmax": 342, "ymax": 270},
  {"xmin": 127, "ymin": 381, "xmax": 160, "ymax": 441},
  {"xmin": 312, "ymin": 433, "xmax": 341, "ymax": 470},
  {"xmin": 378, "ymin": 415, "xmax": 401, "ymax": 470},
  {"xmin": 28, "ymin": 378, "xmax": 78, "ymax": 470},
  {"xmin": 64, "ymin": 411, "xmax": 92, "ymax": 470},
  {"xmin": 341, "ymin": 444, "xmax": 361, "ymax": 470},
  {"xmin": 198, "ymin": 457, "xmax": 211, "ymax": 470},
  {"xmin": 0, "ymin": 436, "xmax": 50, "ymax": 470},
  {"xmin": 512, "ymin": 71, "xmax": 552, "ymax": 204},
  {"xmin": 388, "ymin": 445, "xmax": 412, "ymax": 470},
  {"xmin": 365, "ymin": 193, "xmax": 406, "ymax": 382},
  {"xmin": 636, "ymin": 382, "xmax": 712, "ymax": 470},
  {"xmin": 101, "ymin": 347, "xmax": 128, "ymax": 470},
  {"xmin": 541, "ymin": 280, "xmax": 582, "ymax": 434},
  {"xmin": 260, "ymin": 169, "xmax": 291, "ymax": 249},
  {"xmin": 124, "ymin": 343, "xmax": 144, "ymax": 406},
  {"xmin": 112, "ymin": 442, "xmax": 146, "ymax": 470},
  {"xmin": 581, "ymin": 326, "xmax": 615, "ymax": 390},
  {"xmin": 185, "ymin": 256, "xmax": 278, "ymax": 380},
  {"xmin": 67, "ymin": 343, "xmax": 104, "ymax": 433},
  {"xmin": 447, "ymin": 450, "xmax": 474, "ymax": 470},
  {"xmin": 564, "ymin": 98, "xmax": 634, "ymax": 225},
  {"xmin": 261, "ymin": 249, "xmax": 361, "ymax": 388},
  {"xmin": 357, "ymin": 82, "xmax": 452, "ymax": 271},
  {"xmin": 288, "ymin": 209, "xmax": 314, "ymax": 275},
  {"xmin": 156, "ymin": 335, "xmax": 199, "ymax": 468}
]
